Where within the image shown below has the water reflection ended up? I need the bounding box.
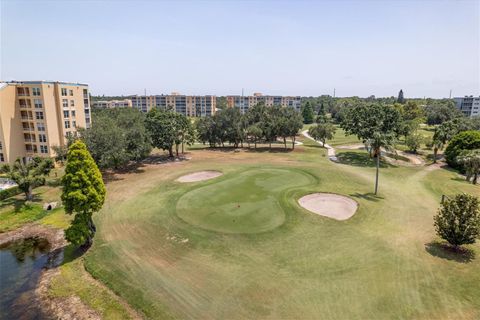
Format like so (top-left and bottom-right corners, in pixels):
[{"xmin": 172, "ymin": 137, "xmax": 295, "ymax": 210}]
[{"xmin": 0, "ymin": 237, "xmax": 51, "ymax": 319}]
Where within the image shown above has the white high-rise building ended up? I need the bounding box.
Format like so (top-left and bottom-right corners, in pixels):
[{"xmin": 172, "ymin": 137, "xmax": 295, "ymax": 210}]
[{"xmin": 453, "ymin": 96, "xmax": 480, "ymax": 118}]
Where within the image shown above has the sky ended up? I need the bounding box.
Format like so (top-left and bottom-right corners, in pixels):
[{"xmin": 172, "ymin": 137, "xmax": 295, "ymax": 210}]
[{"xmin": 1, "ymin": 0, "xmax": 479, "ymax": 98}]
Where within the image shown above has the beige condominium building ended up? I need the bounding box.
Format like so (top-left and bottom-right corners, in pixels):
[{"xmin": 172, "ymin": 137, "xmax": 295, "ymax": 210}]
[
  {"xmin": 227, "ymin": 93, "xmax": 302, "ymax": 114},
  {"xmin": 0, "ymin": 81, "xmax": 91, "ymax": 164},
  {"xmin": 130, "ymin": 93, "xmax": 216, "ymax": 117},
  {"xmin": 93, "ymin": 99, "xmax": 132, "ymax": 109}
]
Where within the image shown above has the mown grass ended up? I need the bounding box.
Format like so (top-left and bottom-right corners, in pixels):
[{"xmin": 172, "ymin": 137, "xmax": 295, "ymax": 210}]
[
  {"xmin": 49, "ymin": 256, "xmax": 135, "ymax": 320},
  {"xmin": 82, "ymin": 141, "xmax": 479, "ymax": 319}
]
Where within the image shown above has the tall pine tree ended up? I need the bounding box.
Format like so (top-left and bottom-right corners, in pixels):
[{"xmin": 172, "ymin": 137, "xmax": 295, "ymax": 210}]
[
  {"xmin": 397, "ymin": 89, "xmax": 405, "ymax": 104},
  {"xmin": 62, "ymin": 140, "xmax": 106, "ymax": 247}
]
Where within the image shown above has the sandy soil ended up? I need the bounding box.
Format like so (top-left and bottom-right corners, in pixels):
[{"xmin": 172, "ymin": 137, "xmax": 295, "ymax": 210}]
[
  {"xmin": 336, "ymin": 144, "xmax": 365, "ymax": 150},
  {"xmin": 176, "ymin": 170, "xmax": 223, "ymax": 182},
  {"xmin": 0, "ymin": 223, "xmax": 66, "ymax": 250},
  {"xmin": 298, "ymin": 193, "xmax": 358, "ymax": 220}
]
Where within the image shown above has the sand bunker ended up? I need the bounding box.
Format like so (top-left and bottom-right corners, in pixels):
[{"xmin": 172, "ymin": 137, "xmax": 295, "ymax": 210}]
[
  {"xmin": 298, "ymin": 193, "xmax": 358, "ymax": 220},
  {"xmin": 177, "ymin": 171, "xmax": 223, "ymax": 183}
]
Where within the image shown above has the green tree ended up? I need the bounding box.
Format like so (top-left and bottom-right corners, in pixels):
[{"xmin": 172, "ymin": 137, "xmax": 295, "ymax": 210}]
[
  {"xmin": 444, "ymin": 131, "xmax": 480, "ymax": 169},
  {"xmin": 1, "ymin": 158, "xmax": 51, "ymax": 201},
  {"xmin": 434, "ymin": 193, "xmax": 480, "ymax": 249},
  {"xmin": 285, "ymin": 107, "xmax": 304, "ymax": 150},
  {"xmin": 302, "ymin": 101, "xmax": 315, "ymax": 124},
  {"xmin": 145, "ymin": 109, "xmax": 178, "ymax": 157},
  {"xmin": 78, "ymin": 117, "xmax": 128, "ymax": 169},
  {"xmin": 431, "ymin": 120, "xmax": 458, "ymax": 163},
  {"xmin": 316, "ymin": 103, "xmax": 327, "ymax": 123},
  {"xmin": 341, "ymin": 103, "xmax": 402, "ymax": 194},
  {"xmin": 247, "ymin": 124, "xmax": 263, "ymax": 149},
  {"xmin": 403, "ymin": 101, "xmax": 423, "ymax": 120},
  {"xmin": 52, "ymin": 145, "xmax": 68, "ymax": 164},
  {"xmin": 62, "ymin": 140, "xmax": 106, "ymax": 247},
  {"xmin": 308, "ymin": 123, "xmax": 336, "ymax": 146},
  {"xmin": 457, "ymin": 149, "xmax": 480, "ymax": 184},
  {"xmin": 424, "ymin": 101, "xmax": 462, "ymax": 125},
  {"xmin": 405, "ymin": 132, "xmax": 423, "ymax": 153}
]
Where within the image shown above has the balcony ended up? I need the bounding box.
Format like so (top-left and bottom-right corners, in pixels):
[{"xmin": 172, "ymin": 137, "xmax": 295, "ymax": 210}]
[
  {"xmin": 21, "ymin": 116, "xmax": 34, "ymax": 121},
  {"xmin": 24, "ymin": 138, "xmax": 36, "ymax": 143}
]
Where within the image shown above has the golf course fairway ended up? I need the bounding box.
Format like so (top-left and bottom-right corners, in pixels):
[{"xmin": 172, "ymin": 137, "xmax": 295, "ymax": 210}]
[{"xmin": 82, "ymin": 144, "xmax": 480, "ymax": 320}]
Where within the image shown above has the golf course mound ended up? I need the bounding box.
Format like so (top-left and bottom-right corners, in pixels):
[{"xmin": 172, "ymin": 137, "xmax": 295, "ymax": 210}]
[
  {"xmin": 176, "ymin": 168, "xmax": 314, "ymax": 233},
  {"xmin": 176, "ymin": 170, "xmax": 223, "ymax": 182},
  {"xmin": 298, "ymin": 193, "xmax": 358, "ymax": 220}
]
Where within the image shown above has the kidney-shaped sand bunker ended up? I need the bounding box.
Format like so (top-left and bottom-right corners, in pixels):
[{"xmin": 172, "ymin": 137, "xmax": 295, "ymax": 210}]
[
  {"xmin": 298, "ymin": 193, "xmax": 358, "ymax": 220},
  {"xmin": 176, "ymin": 171, "xmax": 223, "ymax": 183}
]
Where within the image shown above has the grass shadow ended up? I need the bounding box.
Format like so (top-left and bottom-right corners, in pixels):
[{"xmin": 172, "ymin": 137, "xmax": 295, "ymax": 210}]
[
  {"xmin": 425, "ymin": 241, "xmax": 475, "ymax": 263},
  {"xmin": 336, "ymin": 152, "xmax": 394, "ymax": 168},
  {"xmin": 350, "ymin": 192, "xmax": 384, "ymax": 202},
  {"xmin": 58, "ymin": 243, "xmax": 89, "ymax": 266},
  {"xmin": 0, "ymin": 197, "xmax": 27, "ymax": 212}
]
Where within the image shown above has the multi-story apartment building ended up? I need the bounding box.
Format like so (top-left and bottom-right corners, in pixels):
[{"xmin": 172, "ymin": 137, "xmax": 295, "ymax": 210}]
[
  {"xmin": 453, "ymin": 96, "xmax": 480, "ymax": 118},
  {"xmin": 0, "ymin": 81, "xmax": 91, "ymax": 164},
  {"xmin": 226, "ymin": 93, "xmax": 302, "ymax": 114},
  {"xmin": 93, "ymin": 99, "xmax": 132, "ymax": 109},
  {"xmin": 130, "ymin": 93, "xmax": 216, "ymax": 117}
]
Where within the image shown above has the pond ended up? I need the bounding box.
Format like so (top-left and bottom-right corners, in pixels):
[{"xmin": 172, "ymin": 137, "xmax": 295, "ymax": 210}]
[{"xmin": 0, "ymin": 237, "xmax": 51, "ymax": 319}]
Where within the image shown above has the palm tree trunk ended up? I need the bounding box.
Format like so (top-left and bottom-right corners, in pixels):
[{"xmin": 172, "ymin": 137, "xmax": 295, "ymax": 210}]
[
  {"xmin": 292, "ymin": 137, "xmax": 295, "ymax": 150},
  {"xmin": 433, "ymin": 147, "xmax": 438, "ymax": 163},
  {"xmin": 375, "ymin": 151, "xmax": 380, "ymax": 195},
  {"xmin": 283, "ymin": 137, "xmax": 287, "ymax": 149}
]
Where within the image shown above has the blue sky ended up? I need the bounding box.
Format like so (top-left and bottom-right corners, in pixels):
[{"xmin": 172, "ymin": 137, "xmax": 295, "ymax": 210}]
[{"xmin": 1, "ymin": 0, "xmax": 479, "ymax": 97}]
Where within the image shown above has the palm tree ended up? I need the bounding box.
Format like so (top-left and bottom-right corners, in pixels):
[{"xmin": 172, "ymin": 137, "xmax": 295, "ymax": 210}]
[
  {"xmin": 365, "ymin": 132, "xmax": 397, "ymax": 195},
  {"xmin": 1, "ymin": 158, "xmax": 51, "ymax": 200},
  {"xmin": 457, "ymin": 150, "xmax": 480, "ymax": 184}
]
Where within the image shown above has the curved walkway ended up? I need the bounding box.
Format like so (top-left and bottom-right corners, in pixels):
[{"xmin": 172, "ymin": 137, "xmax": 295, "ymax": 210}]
[
  {"xmin": 301, "ymin": 130, "xmax": 337, "ymax": 161},
  {"xmin": 302, "ymin": 130, "xmax": 425, "ymax": 166}
]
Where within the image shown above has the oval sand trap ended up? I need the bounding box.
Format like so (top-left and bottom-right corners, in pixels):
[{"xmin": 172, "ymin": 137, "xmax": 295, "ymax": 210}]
[
  {"xmin": 177, "ymin": 171, "xmax": 223, "ymax": 183},
  {"xmin": 298, "ymin": 193, "xmax": 358, "ymax": 220}
]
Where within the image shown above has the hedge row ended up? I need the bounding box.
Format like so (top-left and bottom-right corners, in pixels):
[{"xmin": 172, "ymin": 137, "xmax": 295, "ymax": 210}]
[{"xmin": 0, "ymin": 186, "xmax": 22, "ymax": 201}]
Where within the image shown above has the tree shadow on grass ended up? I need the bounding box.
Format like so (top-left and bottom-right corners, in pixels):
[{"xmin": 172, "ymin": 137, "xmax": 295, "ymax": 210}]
[
  {"xmin": 350, "ymin": 192, "xmax": 384, "ymax": 202},
  {"xmin": 425, "ymin": 241, "xmax": 475, "ymax": 263},
  {"xmin": 336, "ymin": 152, "xmax": 394, "ymax": 168}
]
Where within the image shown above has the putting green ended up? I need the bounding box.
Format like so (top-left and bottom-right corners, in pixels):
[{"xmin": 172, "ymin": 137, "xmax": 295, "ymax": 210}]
[{"xmin": 176, "ymin": 168, "xmax": 313, "ymax": 233}]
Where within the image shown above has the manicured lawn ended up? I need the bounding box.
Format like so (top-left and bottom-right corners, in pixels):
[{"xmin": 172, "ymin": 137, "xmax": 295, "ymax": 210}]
[
  {"xmin": 82, "ymin": 143, "xmax": 479, "ymax": 319},
  {"xmin": 329, "ymin": 126, "xmax": 361, "ymax": 146},
  {"xmin": 0, "ymin": 185, "xmax": 69, "ymax": 233}
]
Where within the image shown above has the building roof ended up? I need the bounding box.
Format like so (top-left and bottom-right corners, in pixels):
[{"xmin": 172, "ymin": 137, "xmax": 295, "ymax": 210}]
[{"xmin": 0, "ymin": 80, "xmax": 88, "ymax": 87}]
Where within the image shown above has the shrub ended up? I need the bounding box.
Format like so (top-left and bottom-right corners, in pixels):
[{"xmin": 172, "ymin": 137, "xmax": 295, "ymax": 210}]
[
  {"xmin": 0, "ymin": 186, "xmax": 21, "ymax": 201},
  {"xmin": 444, "ymin": 131, "xmax": 480, "ymax": 169},
  {"xmin": 434, "ymin": 194, "xmax": 480, "ymax": 248}
]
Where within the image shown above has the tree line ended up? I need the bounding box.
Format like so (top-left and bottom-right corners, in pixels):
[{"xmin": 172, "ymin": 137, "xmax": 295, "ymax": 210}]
[{"xmin": 196, "ymin": 103, "xmax": 303, "ymax": 150}]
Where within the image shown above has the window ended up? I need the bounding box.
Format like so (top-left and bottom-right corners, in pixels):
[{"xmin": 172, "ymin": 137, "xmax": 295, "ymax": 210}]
[
  {"xmin": 17, "ymin": 87, "xmax": 30, "ymax": 96},
  {"xmin": 35, "ymin": 111, "xmax": 44, "ymax": 120},
  {"xmin": 62, "ymin": 99, "xmax": 68, "ymax": 108},
  {"xmin": 0, "ymin": 141, "xmax": 2, "ymax": 149},
  {"xmin": 0, "ymin": 153, "xmax": 4, "ymax": 162},
  {"xmin": 38, "ymin": 134, "xmax": 47, "ymax": 143},
  {"xmin": 69, "ymin": 89, "xmax": 73, "ymax": 96},
  {"xmin": 72, "ymin": 120, "xmax": 76, "ymax": 128},
  {"xmin": 34, "ymin": 99, "xmax": 43, "ymax": 108},
  {"xmin": 64, "ymin": 120, "xmax": 70, "ymax": 129},
  {"xmin": 71, "ymin": 110, "xmax": 76, "ymax": 117},
  {"xmin": 63, "ymin": 110, "xmax": 70, "ymax": 118},
  {"xmin": 19, "ymin": 99, "xmax": 31, "ymax": 108},
  {"xmin": 37, "ymin": 123, "xmax": 45, "ymax": 131},
  {"xmin": 40, "ymin": 145, "xmax": 48, "ymax": 154},
  {"xmin": 32, "ymin": 88, "xmax": 41, "ymax": 96},
  {"xmin": 70, "ymin": 100, "xmax": 75, "ymax": 107},
  {"xmin": 61, "ymin": 88, "xmax": 67, "ymax": 96},
  {"xmin": 84, "ymin": 108, "xmax": 90, "ymax": 115}
]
